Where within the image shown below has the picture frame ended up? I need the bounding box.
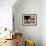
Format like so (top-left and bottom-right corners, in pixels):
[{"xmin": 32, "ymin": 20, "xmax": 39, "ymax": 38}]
[{"xmin": 22, "ymin": 14, "xmax": 37, "ymax": 26}]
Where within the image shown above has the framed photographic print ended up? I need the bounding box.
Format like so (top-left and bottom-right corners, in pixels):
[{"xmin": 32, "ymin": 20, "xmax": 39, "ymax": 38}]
[{"xmin": 22, "ymin": 14, "xmax": 37, "ymax": 26}]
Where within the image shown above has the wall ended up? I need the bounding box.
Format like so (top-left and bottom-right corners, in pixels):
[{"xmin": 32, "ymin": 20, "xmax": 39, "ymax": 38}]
[
  {"xmin": 0, "ymin": 0, "xmax": 16, "ymax": 30},
  {"xmin": 13, "ymin": 0, "xmax": 41, "ymax": 46},
  {"xmin": 40, "ymin": 0, "xmax": 46, "ymax": 46}
]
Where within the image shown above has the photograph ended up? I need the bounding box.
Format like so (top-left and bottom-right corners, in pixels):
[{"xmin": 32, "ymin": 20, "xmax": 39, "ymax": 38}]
[{"xmin": 22, "ymin": 14, "xmax": 37, "ymax": 26}]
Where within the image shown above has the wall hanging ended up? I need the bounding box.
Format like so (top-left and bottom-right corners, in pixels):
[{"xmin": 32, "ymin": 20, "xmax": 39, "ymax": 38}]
[{"xmin": 22, "ymin": 14, "xmax": 37, "ymax": 26}]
